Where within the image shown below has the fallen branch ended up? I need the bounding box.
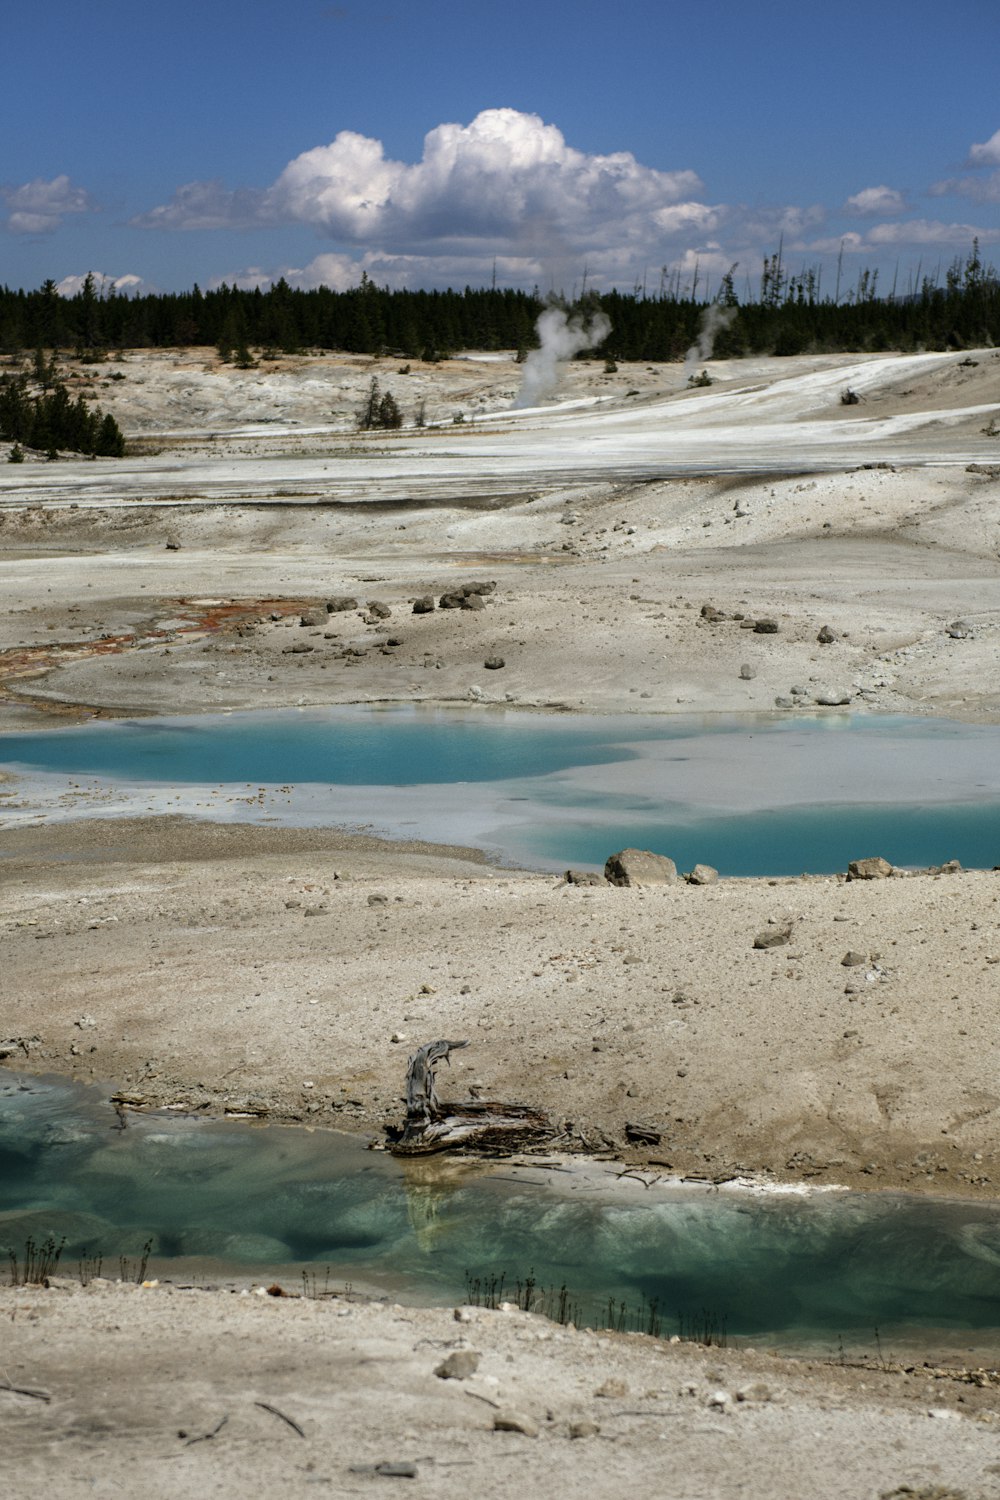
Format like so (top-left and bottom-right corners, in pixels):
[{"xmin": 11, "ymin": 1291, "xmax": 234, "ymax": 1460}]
[
  {"xmin": 387, "ymin": 1040, "xmax": 552, "ymax": 1157},
  {"xmin": 183, "ymin": 1414, "xmax": 228, "ymax": 1445},
  {"xmin": 0, "ymin": 1380, "xmax": 52, "ymax": 1403},
  {"xmin": 255, "ymin": 1400, "xmax": 305, "ymax": 1437}
]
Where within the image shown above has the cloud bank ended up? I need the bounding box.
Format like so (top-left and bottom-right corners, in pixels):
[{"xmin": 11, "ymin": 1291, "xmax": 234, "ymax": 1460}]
[
  {"xmin": 128, "ymin": 112, "xmax": 1000, "ymax": 293},
  {"xmin": 2, "ymin": 175, "xmax": 95, "ymax": 234}
]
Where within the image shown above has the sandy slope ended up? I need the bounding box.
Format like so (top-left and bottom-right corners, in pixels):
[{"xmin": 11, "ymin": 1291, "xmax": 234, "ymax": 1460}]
[{"xmin": 3, "ymin": 346, "xmax": 1000, "ymax": 1490}]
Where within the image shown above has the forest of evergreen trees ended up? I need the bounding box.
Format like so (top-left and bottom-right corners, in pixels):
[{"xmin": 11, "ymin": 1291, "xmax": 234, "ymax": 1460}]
[{"xmin": 1, "ymin": 245, "xmax": 998, "ymax": 371}]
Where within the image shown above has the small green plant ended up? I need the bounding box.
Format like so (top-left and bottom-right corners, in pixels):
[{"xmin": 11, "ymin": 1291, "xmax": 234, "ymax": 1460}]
[
  {"xmin": 78, "ymin": 1250, "xmax": 104, "ymax": 1286},
  {"xmin": 604, "ymin": 356, "xmax": 618, "ymax": 373},
  {"xmin": 301, "ymin": 1265, "xmax": 336, "ymax": 1299},
  {"xmin": 120, "ymin": 1238, "xmax": 153, "ymax": 1283},
  {"xmin": 840, "ymin": 387, "xmax": 861, "ymax": 406},
  {"xmin": 677, "ymin": 1307, "xmax": 727, "ymax": 1347},
  {"xmin": 8, "ymin": 1235, "xmax": 66, "ymax": 1285},
  {"xmin": 687, "ymin": 369, "xmax": 713, "ymax": 388},
  {"xmin": 8, "ymin": 442, "xmax": 24, "ymax": 463}
]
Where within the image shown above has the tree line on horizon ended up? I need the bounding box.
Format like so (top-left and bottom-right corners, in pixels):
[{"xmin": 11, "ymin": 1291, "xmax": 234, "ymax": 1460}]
[{"xmin": 1, "ymin": 246, "xmax": 998, "ymax": 366}]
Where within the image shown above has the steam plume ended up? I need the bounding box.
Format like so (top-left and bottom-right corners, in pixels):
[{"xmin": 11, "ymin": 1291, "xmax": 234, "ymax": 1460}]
[
  {"xmin": 514, "ymin": 306, "xmax": 612, "ymax": 409},
  {"xmin": 682, "ymin": 304, "xmax": 735, "ymax": 380}
]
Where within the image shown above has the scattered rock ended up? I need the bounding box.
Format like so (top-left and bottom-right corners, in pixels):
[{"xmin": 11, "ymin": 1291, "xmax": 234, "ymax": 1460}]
[
  {"xmin": 284, "ymin": 642, "xmax": 314, "ymax": 654},
  {"xmin": 814, "ymin": 688, "xmax": 851, "ymax": 705},
  {"xmin": 164, "ymin": 539, "xmax": 180, "ymax": 550},
  {"xmin": 686, "ymin": 864, "xmax": 718, "ymax": 886},
  {"xmin": 569, "ymin": 1420, "xmax": 600, "ymax": 1439},
  {"xmin": 439, "ymin": 592, "xmax": 464, "ymax": 609},
  {"xmin": 604, "ymin": 849, "xmax": 678, "ymax": 887},
  {"xmin": 484, "ymin": 656, "xmax": 505, "ymax": 670},
  {"xmin": 367, "ymin": 600, "xmax": 392, "ymax": 619},
  {"xmin": 412, "ymin": 596, "xmax": 435, "ymax": 614},
  {"xmin": 736, "ymin": 1382, "xmax": 776, "ymax": 1403},
  {"xmin": 461, "ymin": 593, "xmax": 486, "ymax": 611},
  {"xmin": 753, "ymin": 619, "xmax": 780, "ymax": 634},
  {"xmin": 700, "ymin": 604, "xmax": 726, "ymax": 622},
  {"xmin": 435, "ymin": 1349, "xmax": 481, "ymax": 1380},
  {"xmin": 493, "ymin": 1410, "xmax": 538, "ymax": 1438},
  {"xmin": 753, "ymin": 924, "xmax": 792, "ymax": 949},
  {"xmin": 367, "ymin": 893, "xmax": 389, "ymax": 906},
  {"xmin": 817, "ymin": 625, "xmax": 836, "ymax": 644},
  {"xmin": 564, "ymin": 869, "xmax": 605, "ymax": 886},
  {"xmin": 847, "ymin": 856, "xmax": 894, "ymax": 881},
  {"xmin": 841, "ymin": 951, "xmax": 867, "ymax": 967},
  {"xmin": 934, "ymin": 859, "xmax": 963, "ymax": 875},
  {"xmin": 595, "ymin": 1378, "xmax": 628, "ymax": 1399},
  {"xmin": 300, "ymin": 612, "xmax": 322, "ymax": 627},
  {"xmin": 739, "ymin": 663, "xmax": 756, "ymax": 680},
  {"xmin": 625, "ymin": 1121, "xmax": 661, "ymax": 1146},
  {"xmin": 326, "ymin": 596, "xmax": 359, "ymax": 613}
]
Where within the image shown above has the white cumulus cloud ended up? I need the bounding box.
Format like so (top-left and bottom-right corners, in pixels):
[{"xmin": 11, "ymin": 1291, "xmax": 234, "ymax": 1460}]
[
  {"xmin": 2, "ymin": 174, "xmax": 95, "ymax": 234},
  {"xmin": 969, "ymin": 128, "xmax": 1000, "ymax": 168},
  {"xmin": 135, "ymin": 107, "xmax": 712, "ymax": 275},
  {"xmin": 845, "ymin": 185, "xmax": 907, "ymax": 216}
]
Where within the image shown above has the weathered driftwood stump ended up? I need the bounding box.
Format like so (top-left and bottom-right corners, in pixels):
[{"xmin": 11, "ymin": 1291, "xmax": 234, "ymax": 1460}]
[{"xmin": 387, "ymin": 1038, "xmax": 551, "ymax": 1157}]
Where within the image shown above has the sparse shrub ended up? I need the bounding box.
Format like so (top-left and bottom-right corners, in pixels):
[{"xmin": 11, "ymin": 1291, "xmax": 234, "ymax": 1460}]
[
  {"xmin": 841, "ymin": 387, "xmax": 861, "ymax": 405},
  {"xmin": 687, "ymin": 369, "xmax": 713, "ymax": 387},
  {"xmin": 8, "ymin": 1235, "xmax": 65, "ymax": 1285},
  {"xmin": 8, "ymin": 442, "xmax": 24, "ymax": 463}
]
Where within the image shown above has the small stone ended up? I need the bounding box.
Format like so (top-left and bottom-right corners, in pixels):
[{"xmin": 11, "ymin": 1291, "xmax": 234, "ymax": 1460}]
[
  {"xmin": 706, "ymin": 1390, "xmax": 731, "ymax": 1409},
  {"xmin": 817, "ymin": 625, "xmax": 836, "ymax": 644},
  {"xmin": 484, "ymin": 656, "xmax": 505, "ymax": 670},
  {"xmin": 753, "ymin": 924, "xmax": 792, "ymax": 949},
  {"xmin": 753, "ymin": 619, "xmax": 780, "ymax": 634},
  {"xmin": 435, "ymin": 1349, "xmax": 481, "ymax": 1380},
  {"xmin": 493, "ymin": 1410, "xmax": 538, "ymax": 1438},
  {"xmin": 412, "ymin": 595, "xmax": 435, "ymax": 614},
  {"xmin": 604, "ymin": 849, "xmax": 678, "ymax": 887},
  {"xmin": 461, "ymin": 593, "xmax": 486, "ymax": 611},
  {"xmin": 368, "ymin": 893, "xmax": 389, "ymax": 906},
  {"xmin": 569, "ymin": 1420, "xmax": 600, "ymax": 1439},
  {"xmin": 687, "ymin": 864, "xmax": 718, "ymax": 886},
  {"xmin": 595, "ymin": 1378, "xmax": 628, "ymax": 1398},
  {"xmin": 847, "ymin": 856, "xmax": 894, "ymax": 881},
  {"xmin": 814, "ymin": 687, "xmax": 851, "ymax": 706},
  {"xmin": 739, "ymin": 663, "xmax": 756, "ymax": 680},
  {"xmin": 326, "ymin": 596, "xmax": 359, "ymax": 613},
  {"xmin": 736, "ymin": 1382, "xmax": 775, "ymax": 1403},
  {"xmin": 564, "ymin": 869, "xmax": 605, "ymax": 887},
  {"xmin": 367, "ymin": 600, "xmax": 392, "ymax": 619},
  {"xmin": 841, "ymin": 951, "xmax": 867, "ymax": 967}
]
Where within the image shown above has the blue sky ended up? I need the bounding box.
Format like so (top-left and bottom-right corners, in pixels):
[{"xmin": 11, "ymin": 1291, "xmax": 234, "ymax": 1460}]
[{"xmin": 3, "ymin": 0, "xmax": 999, "ymax": 299}]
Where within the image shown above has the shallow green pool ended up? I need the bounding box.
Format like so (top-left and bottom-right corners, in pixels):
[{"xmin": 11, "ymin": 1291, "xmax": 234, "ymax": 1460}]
[{"xmin": 4, "ymin": 1074, "xmax": 1000, "ymax": 1352}]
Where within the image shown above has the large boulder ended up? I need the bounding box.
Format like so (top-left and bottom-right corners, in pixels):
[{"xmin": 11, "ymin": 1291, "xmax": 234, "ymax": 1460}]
[
  {"xmin": 604, "ymin": 849, "xmax": 678, "ymax": 887},
  {"xmin": 847, "ymin": 856, "xmax": 894, "ymax": 881}
]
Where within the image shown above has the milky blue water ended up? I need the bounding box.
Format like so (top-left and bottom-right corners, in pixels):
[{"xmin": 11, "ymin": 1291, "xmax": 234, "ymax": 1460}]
[
  {"xmin": 3, "ymin": 1075, "xmax": 1000, "ymax": 1351},
  {"xmin": 3, "ymin": 707, "xmax": 1000, "ymax": 875}
]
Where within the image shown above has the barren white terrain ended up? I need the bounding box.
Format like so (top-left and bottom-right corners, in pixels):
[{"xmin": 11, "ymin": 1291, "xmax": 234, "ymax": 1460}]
[{"xmin": 3, "ymin": 345, "xmax": 1000, "ymax": 1498}]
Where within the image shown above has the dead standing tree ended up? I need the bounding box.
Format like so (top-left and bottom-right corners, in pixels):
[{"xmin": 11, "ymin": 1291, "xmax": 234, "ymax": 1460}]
[{"xmin": 388, "ymin": 1039, "xmax": 551, "ymax": 1157}]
